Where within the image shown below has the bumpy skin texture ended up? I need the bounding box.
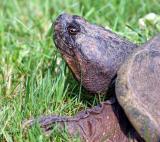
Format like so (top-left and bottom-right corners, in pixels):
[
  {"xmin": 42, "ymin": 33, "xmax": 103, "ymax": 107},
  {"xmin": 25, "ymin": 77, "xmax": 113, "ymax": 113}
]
[
  {"xmin": 24, "ymin": 102, "xmax": 142, "ymax": 142},
  {"xmin": 116, "ymin": 35, "xmax": 160, "ymax": 142},
  {"xmin": 54, "ymin": 13, "xmax": 137, "ymax": 93},
  {"xmin": 23, "ymin": 13, "xmax": 144, "ymax": 142}
]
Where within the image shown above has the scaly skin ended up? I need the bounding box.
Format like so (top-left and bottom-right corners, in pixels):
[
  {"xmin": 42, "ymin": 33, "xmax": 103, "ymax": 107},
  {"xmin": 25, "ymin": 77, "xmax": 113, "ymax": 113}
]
[
  {"xmin": 54, "ymin": 13, "xmax": 138, "ymax": 93},
  {"xmin": 116, "ymin": 35, "xmax": 160, "ymax": 142},
  {"xmin": 23, "ymin": 13, "xmax": 144, "ymax": 142},
  {"xmin": 23, "ymin": 101, "xmax": 143, "ymax": 142}
]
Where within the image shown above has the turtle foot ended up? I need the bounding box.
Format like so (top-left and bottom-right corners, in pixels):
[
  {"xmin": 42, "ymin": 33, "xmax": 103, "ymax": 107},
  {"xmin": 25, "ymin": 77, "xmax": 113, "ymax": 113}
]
[{"xmin": 23, "ymin": 102, "xmax": 144, "ymax": 142}]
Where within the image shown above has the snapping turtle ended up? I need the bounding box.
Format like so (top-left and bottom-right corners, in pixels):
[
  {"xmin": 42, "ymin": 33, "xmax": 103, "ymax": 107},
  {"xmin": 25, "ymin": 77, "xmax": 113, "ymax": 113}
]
[
  {"xmin": 24, "ymin": 13, "xmax": 160, "ymax": 142},
  {"xmin": 116, "ymin": 35, "xmax": 160, "ymax": 141}
]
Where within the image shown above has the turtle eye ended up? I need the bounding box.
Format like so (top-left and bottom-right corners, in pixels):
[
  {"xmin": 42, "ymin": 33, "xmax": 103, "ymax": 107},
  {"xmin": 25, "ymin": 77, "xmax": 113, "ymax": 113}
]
[{"xmin": 67, "ymin": 24, "xmax": 80, "ymax": 35}]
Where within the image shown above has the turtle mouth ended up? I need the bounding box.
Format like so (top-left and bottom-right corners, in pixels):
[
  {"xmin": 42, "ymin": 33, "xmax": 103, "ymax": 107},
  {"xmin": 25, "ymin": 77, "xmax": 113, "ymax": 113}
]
[
  {"xmin": 53, "ymin": 17, "xmax": 82, "ymax": 80},
  {"xmin": 54, "ymin": 23, "xmax": 75, "ymax": 57},
  {"xmin": 53, "ymin": 13, "xmax": 77, "ymax": 57}
]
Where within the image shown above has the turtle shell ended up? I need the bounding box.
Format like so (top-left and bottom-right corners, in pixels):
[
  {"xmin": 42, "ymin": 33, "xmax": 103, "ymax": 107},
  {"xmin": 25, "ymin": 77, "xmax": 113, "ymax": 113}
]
[{"xmin": 116, "ymin": 35, "xmax": 160, "ymax": 142}]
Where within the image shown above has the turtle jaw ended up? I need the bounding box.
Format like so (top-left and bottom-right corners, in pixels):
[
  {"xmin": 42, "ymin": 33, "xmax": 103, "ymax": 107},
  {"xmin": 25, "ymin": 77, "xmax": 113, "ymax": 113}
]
[
  {"xmin": 53, "ymin": 13, "xmax": 75, "ymax": 57},
  {"xmin": 53, "ymin": 13, "xmax": 82, "ymax": 82},
  {"xmin": 53, "ymin": 13, "xmax": 113, "ymax": 94},
  {"xmin": 54, "ymin": 13, "xmax": 138, "ymax": 94}
]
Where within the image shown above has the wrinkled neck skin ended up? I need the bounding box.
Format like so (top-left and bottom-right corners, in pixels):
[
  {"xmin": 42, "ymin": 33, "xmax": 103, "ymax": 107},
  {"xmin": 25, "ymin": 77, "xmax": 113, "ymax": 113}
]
[{"xmin": 54, "ymin": 13, "xmax": 138, "ymax": 93}]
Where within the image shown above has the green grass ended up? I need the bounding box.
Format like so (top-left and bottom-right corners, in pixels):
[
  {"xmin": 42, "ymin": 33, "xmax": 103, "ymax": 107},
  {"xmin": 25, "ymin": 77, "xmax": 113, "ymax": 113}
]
[{"xmin": 0, "ymin": 0, "xmax": 160, "ymax": 141}]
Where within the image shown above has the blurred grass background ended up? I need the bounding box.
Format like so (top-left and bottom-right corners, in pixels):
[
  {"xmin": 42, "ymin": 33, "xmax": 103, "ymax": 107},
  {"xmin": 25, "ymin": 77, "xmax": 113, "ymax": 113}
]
[{"xmin": 0, "ymin": 0, "xmax": 160, "ymax": 141}]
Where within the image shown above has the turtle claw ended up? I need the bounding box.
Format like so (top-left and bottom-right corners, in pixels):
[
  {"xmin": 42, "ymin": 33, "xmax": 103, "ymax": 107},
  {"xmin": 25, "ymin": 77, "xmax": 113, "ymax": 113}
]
[
  {"xmin": 23, "ymin": 102, "xmax": 144, "ymax": 142},
  {"xmin": 105, "ymin": 96, "xmax": 116, "ymax": 105},
  {"xmin": 22, "ymin": 115, "xmax": 69, "ymax": 132}
]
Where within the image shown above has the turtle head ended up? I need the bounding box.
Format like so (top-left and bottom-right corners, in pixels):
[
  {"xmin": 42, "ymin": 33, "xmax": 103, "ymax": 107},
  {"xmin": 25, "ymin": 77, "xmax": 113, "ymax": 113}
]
[{"xmin": 53, "ymin": 13, "xmax": 136, "ymax": 93}]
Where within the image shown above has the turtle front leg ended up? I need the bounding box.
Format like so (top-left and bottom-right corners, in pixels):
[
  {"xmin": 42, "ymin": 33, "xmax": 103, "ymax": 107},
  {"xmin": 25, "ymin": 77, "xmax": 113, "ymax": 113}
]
[{"xmin": 23, "ymin": 102, "xmax": 143, "ymax": 142}]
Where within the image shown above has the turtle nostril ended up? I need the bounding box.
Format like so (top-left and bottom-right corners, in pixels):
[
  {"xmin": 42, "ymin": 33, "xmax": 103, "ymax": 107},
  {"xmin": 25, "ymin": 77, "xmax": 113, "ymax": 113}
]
[
  {"xmin": 56, "ymin": 13, "xmax": 69, "ymax": 22},
  {"xmin": 56, "ymin": 14, "xmax": 63, "ymax": 21},
  {"xmin": 54, "ymin": 14, "xmax": 64, "ymax": 26}
]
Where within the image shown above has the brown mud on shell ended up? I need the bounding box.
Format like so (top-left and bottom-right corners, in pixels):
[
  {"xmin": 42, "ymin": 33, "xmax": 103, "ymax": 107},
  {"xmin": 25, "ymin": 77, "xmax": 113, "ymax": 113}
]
[{"xmin": 116, "ymin": 34, "xmax": 160, "ymax": 142}]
